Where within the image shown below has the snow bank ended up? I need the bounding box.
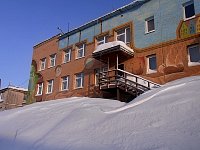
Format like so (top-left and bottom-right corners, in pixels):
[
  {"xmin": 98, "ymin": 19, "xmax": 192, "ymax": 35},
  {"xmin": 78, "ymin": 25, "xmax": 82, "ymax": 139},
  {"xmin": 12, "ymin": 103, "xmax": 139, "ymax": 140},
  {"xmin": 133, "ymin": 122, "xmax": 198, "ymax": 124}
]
[{"xmin": 0, "ymin": 76, "xmax": 200, "ymax": 150}]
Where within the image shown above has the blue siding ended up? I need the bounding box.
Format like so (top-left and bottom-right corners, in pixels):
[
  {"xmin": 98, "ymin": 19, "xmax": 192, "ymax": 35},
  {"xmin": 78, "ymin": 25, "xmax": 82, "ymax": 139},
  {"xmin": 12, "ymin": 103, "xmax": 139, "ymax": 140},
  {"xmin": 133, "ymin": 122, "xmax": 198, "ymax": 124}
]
[{"xmin": 59, "ymin": 0, "xmax": 200, "ymax": 49}]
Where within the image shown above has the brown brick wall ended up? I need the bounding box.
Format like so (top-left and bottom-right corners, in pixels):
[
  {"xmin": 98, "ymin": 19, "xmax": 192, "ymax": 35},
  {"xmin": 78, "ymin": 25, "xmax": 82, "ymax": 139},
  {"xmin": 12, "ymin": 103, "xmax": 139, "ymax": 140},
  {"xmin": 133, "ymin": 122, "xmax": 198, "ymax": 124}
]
[{"xmin": 32, "ymin": 24, "xmax": 200, "ymax": 102}]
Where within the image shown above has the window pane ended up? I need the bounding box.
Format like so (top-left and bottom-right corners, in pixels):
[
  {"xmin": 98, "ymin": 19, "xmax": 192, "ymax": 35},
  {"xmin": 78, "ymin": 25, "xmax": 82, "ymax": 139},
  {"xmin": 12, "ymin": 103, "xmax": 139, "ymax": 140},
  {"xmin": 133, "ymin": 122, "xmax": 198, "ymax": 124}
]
[
  {"xmin": 117, "ymin": 28, "xmax": 125, "ymax": 35},
  {"xmin": 147, "ymin": 19, "xmax": 155, "ymax": 32},
  {"xmin": 76, "ymin": 73, "xmax": 83, "ymax": 88},
  {"xmin": 62, "ymin": 76, "xmax": 69, "ymax": 90},
  {"xmin": 189, "ymin": 46, "xmax": 200, "ymax": 62},
  {"xmin": 126, "ymin": 28, "xmax": 131, "ymax": 43},
  {"xmin": 149, "ymin": 56, "xmax": 157, "ymax": 70},
  {"xmin": 185, "ymin": 3, "xmax": 195, "ymax": 18},
  {"xmin": 117, "ymin": 34, "xmax": 125, "ymax": 43}
]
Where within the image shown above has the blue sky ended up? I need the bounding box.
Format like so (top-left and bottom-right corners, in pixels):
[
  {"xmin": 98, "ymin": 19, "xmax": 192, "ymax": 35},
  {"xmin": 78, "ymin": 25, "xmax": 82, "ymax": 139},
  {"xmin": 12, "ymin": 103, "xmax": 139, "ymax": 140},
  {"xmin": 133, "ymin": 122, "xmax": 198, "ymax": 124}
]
[{"xmin": 0, "ymin": 0, "xmax": 133, "ymax": 89}]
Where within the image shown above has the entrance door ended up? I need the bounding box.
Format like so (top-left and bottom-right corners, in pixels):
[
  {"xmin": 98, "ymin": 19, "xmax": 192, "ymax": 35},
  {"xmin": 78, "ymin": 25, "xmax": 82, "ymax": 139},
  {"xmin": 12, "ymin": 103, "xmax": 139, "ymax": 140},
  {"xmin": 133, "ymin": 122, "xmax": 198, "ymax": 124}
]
[{"xmin": 117, "ymin": 64, "xmax": 125, "ymax": 77}]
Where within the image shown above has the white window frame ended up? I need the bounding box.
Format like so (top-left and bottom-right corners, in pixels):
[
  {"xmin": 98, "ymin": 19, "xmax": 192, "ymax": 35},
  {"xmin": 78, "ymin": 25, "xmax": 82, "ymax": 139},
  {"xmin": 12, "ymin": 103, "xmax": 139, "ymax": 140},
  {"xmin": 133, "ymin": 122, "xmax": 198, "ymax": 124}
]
[
  {"xmin": 183, "ymin": 1, "xmax": 195, "ymax": 20},
  {"xmin": 49, "ymin": 54, "xmax": 56, "ymax": 67},
  {"xmin": 76, "ymin": 44, "xmax": 85, "ymax": 59},
  {"xmin": 116, "ymin": 27, "xmax": 131, "ymax": 44},
  {"xmin": 188, "ymin": 44, "xmax": 200, "ymax": 66},
  {"xmin": 36, "ymin": 83, "xmax": 43, "ymax": 96},
  {"xmin": 40, "ymin": 58, "xmax": 46, "ymax": 71},
  {"xmin": 147, "ymin": 54, "xmax": 157, "ymax": 74},
  {"xmin": 97, "ymin": 36, "xmax": 108, "ymax": 46},
  {"xmin": 61, "ymin": 76, "xmax": 69, "ymax": 91},
  {"xmin": 63, "ymin": 49, "xmax": 71, "ymax": 63},
  {"xmin": 46, "ymin": 80, "xmax": 53, "ymax": 94},
  {"xmin": 75, "ymin": 73, "xmax": 84, "ymax": 89},
  {"xmin": 145, "ymin": 16, "xmax": 155, "ymax": 34}
]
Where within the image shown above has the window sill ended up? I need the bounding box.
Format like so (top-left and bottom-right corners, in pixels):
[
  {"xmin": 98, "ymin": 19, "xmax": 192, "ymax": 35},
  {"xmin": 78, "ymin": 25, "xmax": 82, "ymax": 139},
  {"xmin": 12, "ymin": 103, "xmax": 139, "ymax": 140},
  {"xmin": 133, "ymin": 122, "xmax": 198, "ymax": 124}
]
[
  {"xmin": 145, "ymin": 30, "xmax": 155, "ymax": 35},
  {"xmin": 48, "ymin": 66, "xmax": 55, "ymax": 69},
  {"xmin": 74, "ymin": 87, "xmax": 83, "ymax": 90},
  {"xmin": 184, "ymin": 15, "xmax": 195, "ymax": 21},
  {"xmin": 63, "ymin": 61, "xmax": 71, "ymax": 64},
  {"xmin": 188, "ymin": 62, "xmax": 200, "ymax": 67},
  {"xmin": 60, "ymin": 89, "xmax": 69, "ymax": 92},
  {"xmin": 146, "ymin": 70, "xmax": 157, "ymax": 74},
  {"xmin": 46, "ymin": 92, "xmax": 52, "ymax": 95},
  {"xmin": 76, "ymin": 56, "xmax": 85, "ymax": 60},
  {"xmin": 35, "ymin": 94, "xmax": 42, "ymax": 96}
]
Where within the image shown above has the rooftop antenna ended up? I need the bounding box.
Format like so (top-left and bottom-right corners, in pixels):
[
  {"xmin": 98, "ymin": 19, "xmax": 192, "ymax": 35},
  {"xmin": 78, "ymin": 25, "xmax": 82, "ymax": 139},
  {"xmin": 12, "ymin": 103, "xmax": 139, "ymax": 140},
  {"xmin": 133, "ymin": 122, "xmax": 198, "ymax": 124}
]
[{"xmin": 57, "ymin": 27, "xmax": 64, "ymax": 35}]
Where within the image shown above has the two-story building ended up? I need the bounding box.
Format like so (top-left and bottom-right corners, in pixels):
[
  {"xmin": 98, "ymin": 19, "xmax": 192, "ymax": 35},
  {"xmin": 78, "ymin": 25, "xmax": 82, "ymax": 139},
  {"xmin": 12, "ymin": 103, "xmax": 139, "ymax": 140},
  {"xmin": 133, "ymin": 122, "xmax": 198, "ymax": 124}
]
[{"xmin": 28, "ymin": 0, "xmax": 200, "ymax": 102}]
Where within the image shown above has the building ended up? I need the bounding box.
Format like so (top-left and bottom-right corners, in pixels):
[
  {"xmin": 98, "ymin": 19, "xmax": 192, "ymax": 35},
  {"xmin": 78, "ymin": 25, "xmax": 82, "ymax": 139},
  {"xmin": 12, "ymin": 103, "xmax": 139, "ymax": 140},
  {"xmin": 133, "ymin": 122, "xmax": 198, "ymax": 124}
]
[
  {"xmin": 0, "ymin": 86, "xmax": 28, "ymax": 110},
  {"xmin": 29, "ymin": 0, "xmax": 200, "ymax": 102}
]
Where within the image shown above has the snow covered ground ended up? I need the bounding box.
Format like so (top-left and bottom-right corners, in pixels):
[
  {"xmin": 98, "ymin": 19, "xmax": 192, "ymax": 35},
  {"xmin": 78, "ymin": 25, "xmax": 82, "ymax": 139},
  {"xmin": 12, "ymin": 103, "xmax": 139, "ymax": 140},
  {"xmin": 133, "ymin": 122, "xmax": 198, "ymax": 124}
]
[{"xmin": 0, "ymin": 76, "xmax": 200, "ymax": 150}]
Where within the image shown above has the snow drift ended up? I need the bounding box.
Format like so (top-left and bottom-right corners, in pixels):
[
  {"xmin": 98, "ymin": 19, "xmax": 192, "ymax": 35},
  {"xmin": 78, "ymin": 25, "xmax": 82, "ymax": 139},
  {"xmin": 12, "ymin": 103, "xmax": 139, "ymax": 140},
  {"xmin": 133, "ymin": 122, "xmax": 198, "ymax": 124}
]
[{"xmin": 0, "ymin": 76, "xmax": 200, "ymax": 150}]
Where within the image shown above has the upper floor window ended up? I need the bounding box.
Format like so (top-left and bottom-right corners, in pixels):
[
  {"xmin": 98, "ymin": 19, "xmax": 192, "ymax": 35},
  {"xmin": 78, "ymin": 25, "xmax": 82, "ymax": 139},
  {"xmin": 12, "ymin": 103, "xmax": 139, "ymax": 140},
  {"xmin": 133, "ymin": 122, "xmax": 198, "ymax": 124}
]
[
  {"xmin": 183, "ymin": 1, "xmax": 195, "ymax": 20},
  {"xmin": 147, "ymin": 54, "xmax": 157, "ymax": 74},
  {"xmin": 76, "ymin": 44, "xmax": 85, "ymax": 59},
  {"xmin": 97, "ymin": 35, "xmax": 108, "ymax": 46},
  {"xmin": 50, "ymin": 54, "xmax": 56, "ymax": 67},
  {"xmin": 36, "ymin": 83, "xmax": 43, "ymax": 95},
  {"xmin": 188, "ymin": 44, "xmax": 200, "ymax": 66},
  {"xmin": 47, "ymin": 79, "xmax": 53, "ymax": 94},
  {"xmin": 75, "ymin": 73, "xmax": 84, "ymax": 88},
  {"xmin": 40, "ymin": 58, "xmax": 46, "ymax": 71},
  {"xmin": 116, "ymin": 27, "xmax": 131, "ymax": 44},
  {"xmin": 63, "ymin": 49, "xmax": 71, "ymax": 63},
  {"xmin": 145, "ymin": 16, "xmax": 155, "ymax": 33},
  {"xmin": 61, "ymin": 76, "xmax": 69, "ymax": 91}
]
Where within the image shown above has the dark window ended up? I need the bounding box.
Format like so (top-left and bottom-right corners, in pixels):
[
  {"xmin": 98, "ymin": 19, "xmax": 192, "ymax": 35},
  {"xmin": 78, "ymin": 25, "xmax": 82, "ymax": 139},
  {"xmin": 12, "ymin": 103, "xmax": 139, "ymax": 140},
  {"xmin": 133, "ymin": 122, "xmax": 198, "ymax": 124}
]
[
  {"xmin": 188, "ymin": 45, "xmax": 200, "ymax": 63},
  {"xmin": 146, "ymin": 17, "xmax": 155, "ymax": 33},
  {"xmin": 184, "ymin": 1, "xmax": 195, "ymax": 19}
]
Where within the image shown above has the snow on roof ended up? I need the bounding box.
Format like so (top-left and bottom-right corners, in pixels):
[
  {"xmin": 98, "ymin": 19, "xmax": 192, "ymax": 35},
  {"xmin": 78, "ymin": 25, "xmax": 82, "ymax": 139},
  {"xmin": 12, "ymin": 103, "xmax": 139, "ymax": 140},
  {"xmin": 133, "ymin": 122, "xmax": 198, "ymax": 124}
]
[
  {"xmin": 7, "ymin": 85, "xmax": 28, "ymax": 92},
  {"xmin": 93, "ymin": 41, "xmax": 134, "ymax": 54},
  {"xmin": 0, "ymin": 75, "xmax": 200, "ymax": 150}
]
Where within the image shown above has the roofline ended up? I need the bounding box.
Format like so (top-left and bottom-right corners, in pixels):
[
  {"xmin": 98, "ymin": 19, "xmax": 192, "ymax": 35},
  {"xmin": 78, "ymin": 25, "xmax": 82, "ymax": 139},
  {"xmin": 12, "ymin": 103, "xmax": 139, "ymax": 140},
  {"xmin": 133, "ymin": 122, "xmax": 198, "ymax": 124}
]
[
  {"xmin": 33, "ymin": 34, "xmax": 61, "ymax": 49},
  {"xmin": 0, "ymin": 86, "xmax": 28, "ymax": 93},
  {"xmin": 59, "ymin": 0, "xmax": 149, "ymax": 40}
]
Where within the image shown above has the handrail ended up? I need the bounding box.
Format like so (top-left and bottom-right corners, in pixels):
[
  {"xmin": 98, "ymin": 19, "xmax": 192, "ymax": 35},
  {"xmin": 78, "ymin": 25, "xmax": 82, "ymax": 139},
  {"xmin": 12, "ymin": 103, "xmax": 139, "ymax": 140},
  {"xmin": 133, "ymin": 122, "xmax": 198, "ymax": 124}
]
[{"xmin": 98, "ymin": 69, "xmax": 160, "ymax": 91}]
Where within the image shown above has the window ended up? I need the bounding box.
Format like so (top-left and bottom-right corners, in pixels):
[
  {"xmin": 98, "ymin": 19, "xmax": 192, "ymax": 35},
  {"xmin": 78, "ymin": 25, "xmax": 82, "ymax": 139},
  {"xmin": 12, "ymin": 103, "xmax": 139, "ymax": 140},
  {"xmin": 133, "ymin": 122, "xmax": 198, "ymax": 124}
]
[
  {"xmin": 75, "ymin": 73, "xmax": 84, "ymax": 88},
  {"xmin": 36, "ymin": 83, "xmax": 43, "ymax": 95},
  {"xmin": 183, "ymin": 1, "xmax": 195, "ymax": 20},
  {"xmin": 147, "ymin": 54, "xmax": 157, "ymax": 74},
  {"xmin": 188, "ymin": 44, "xmax": 200, "ymax": 66},
  {"xmin": 97, "ymin": 36, "xmax": 108, "ymax": 46},
  {"xmin": 76, "ymin": 44, "xmax": 85, "ymax": 59},
  {"xmin": 116, "ymin": 27, "xmax": 130, "ymax": 44},
  {"xmin": 47, "ymin": 80, "xmax": 53, "ymax": 94},
  {"xmin": 63, "ymin": 49, "xmax": 71, "ymax": 63},
  {"xmin": 61, "ymin": 76, "xmax": 69, "ymax": 91},
  {"xmin": 50, "ymin": 54, "xmax": 56, "ymax": 67},
  {"xmin": 40, "ymin": 58, "xmax": 46, "ymax": 71},
  {"xmin": 145, "ymin": 16, "xmax": 155, "ymax": 33}
]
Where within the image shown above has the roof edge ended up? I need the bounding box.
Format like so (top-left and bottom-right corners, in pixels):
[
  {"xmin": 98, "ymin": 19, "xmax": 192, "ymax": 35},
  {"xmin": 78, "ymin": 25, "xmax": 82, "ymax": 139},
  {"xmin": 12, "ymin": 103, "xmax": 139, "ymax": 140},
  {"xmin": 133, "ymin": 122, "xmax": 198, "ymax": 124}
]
[
  {"xmin": 59, "ymin": 0, "xmax": 149, "ymax": 40},
  {"xmin": 33, "ymin": 34, "xmax": 61, "ymax": 49}
]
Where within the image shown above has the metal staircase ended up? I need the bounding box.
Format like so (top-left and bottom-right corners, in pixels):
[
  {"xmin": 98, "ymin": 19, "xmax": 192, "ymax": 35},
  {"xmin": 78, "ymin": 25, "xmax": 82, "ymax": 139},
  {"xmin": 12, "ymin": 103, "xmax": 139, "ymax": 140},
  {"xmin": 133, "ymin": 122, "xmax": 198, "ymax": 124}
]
[{"xmin": 98, "ymin": 69, "xmax": 160, "ymax": 97}]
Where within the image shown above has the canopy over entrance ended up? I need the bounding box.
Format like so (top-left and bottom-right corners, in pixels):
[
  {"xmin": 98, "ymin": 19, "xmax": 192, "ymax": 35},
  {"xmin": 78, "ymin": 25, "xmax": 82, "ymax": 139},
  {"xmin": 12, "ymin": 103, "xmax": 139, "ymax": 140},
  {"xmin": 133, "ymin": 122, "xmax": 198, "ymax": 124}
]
[{"xmin": 92, "ymin": 41, "xmax": 134, "ymax": 63}]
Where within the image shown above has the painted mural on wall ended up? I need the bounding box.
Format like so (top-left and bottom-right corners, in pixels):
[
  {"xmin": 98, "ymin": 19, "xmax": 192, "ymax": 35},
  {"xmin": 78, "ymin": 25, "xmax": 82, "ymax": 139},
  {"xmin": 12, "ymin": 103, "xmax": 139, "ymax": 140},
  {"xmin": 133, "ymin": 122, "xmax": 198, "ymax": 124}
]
[
  {"xmin": 127, "ymin": 57, "xmax": 145, "ymax": 75},
  {"xmin": 27, "ymin": 61, "xmax": 38, "ymax": 104},
  {"xmin": 159, "ymin": 46, "xmax": 184, "ymax": 75},
  {"xmin": 179, "ymin": 16, "xmax": 200, "ymax": 38}
]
